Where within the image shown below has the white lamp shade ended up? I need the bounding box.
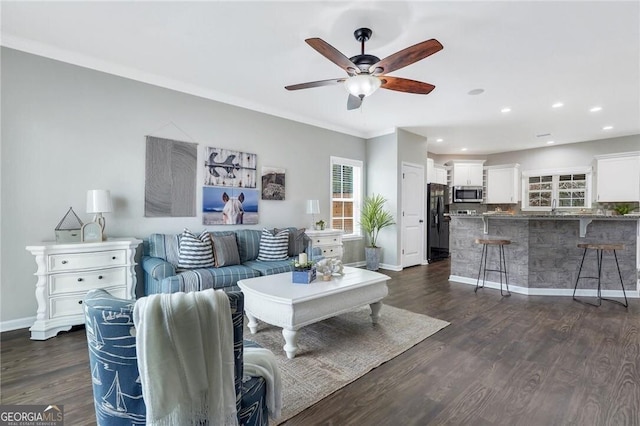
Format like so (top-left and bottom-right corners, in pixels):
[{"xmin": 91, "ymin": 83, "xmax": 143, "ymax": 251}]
[
  {"xmin": 87, "ymin": 189, "xmax": 113, "ymax": 214},
  {"xmin": 344, "ymin": 74, "xmax": 382, "ymax": 98},
  {"xmin": 306, "ymin": 199, "xmax": 320, "ymax": 215}
]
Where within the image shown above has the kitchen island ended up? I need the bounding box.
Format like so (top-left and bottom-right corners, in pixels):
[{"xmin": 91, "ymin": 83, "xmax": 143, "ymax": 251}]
[{"xmin": 449, "ymin": 213, "xmax": 639, "ymax": 297}]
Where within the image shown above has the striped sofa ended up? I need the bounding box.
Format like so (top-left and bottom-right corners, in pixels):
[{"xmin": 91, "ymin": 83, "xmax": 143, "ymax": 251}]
[{"xmin": 142, "ymin": 228, "xmax": 308, "ymax": 295}]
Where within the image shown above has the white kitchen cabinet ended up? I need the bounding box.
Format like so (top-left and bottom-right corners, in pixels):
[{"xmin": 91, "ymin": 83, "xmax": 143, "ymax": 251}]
[
  {"xmin": 595, "ymin": 153, "xmax": 640, "ymax": 202},
  {"xmin": 427, "ymin": 158, "xmax": 435, "ymax": 183},
  {"xmin": 450, "ymin": 161, "xmax": 485, "ymax": 186},
  {"xmin": 26, "ymin": 238, "xmax": 142, "ymax": 340},
  {"xmin": 486, "ymin": 164, "xmax": 520, "ymax": 204},
  {"xmin": 427, "ymin": 159, "xmax": 448, "ymax": 185},
  {"xmin": 434, "ymin": 166, "xmax": 447, "ymax": 185}
]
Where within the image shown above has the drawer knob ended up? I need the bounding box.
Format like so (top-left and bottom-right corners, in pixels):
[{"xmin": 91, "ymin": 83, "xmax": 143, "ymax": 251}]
[
  {"xmin": 62, "ymin": 260, "xmax": 68, "ymax": 264},
  {"xmin": 112, "ymin": 256, "xmax": 117, "ymax": 260},
  {"xmin": 77, "ymin": 278, "xmax": 83, "ymax": 282},
  {"xmin": 98, "ymin": 275, "xmax": 103, "ymax": 280},
  {"xmin": 78, "ymin": 300, "xmax": 83, "ymax": 305}
]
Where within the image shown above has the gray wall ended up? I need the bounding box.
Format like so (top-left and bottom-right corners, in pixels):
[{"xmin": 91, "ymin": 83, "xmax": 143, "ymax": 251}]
[
  {"xmin": 365, "ymin": 132, "xmax": 398, "ymax": 267},
  {"xmin": 1, "ymin": 48, "xmax": 366, "ymax": 326},
  {"xmin": 363, "ymin": 129, "xmax": 428, "ymax": 269},
  {"xmin": 485, "ymin": 134, "xmax": 639, "ymax": 169}
]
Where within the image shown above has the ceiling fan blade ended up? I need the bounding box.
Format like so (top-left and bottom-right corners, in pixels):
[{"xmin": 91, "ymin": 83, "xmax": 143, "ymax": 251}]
[
  {"xmin": 347, "ymin": 94, "xmax": 362, "ymax": 110},
  {"xmin": 306, "ymin": 38, "xmax": 360, "ymax": 75},
  {"xmin": 285, "ymin": 78, "xmax": 346, "ymax": 91},
  {"xmin": 369, "ymin": 39, "xmax": 443, "ymax": 75},
  {"xmin": 380, "ymin": 76, "xmax": 436, "ymax": 94}
]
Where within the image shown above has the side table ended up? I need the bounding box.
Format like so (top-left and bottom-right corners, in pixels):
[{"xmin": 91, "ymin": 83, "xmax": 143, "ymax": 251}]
[{"xmin": 305, "ymin": 228, "xmax": 344, "ymax": 260}]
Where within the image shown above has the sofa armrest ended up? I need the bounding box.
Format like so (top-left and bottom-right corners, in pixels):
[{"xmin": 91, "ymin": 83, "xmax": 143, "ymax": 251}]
[{"xmin": 142, "ymin": 256, "xmax": 176, "ymax": 281}]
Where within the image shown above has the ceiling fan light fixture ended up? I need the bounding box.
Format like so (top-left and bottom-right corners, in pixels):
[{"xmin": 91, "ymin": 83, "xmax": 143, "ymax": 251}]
[{"xmin": 344, "ymin": 74, "xmax": 381, "ymax": 98}]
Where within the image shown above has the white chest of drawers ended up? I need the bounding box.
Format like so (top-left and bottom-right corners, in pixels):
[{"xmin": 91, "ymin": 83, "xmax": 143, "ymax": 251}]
[
  {"xmin": 26, "ymin": 238, "xmax": 142, "ymax": 340},
  {"xmin": 305, "ymin": 229, "xmax": 344, "ymax": 260}
]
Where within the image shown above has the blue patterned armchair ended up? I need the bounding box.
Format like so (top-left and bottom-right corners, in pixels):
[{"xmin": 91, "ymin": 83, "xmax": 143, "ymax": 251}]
[{"xmin": 83, "ymin": 289, "xmax": 268, "ymax": 426}]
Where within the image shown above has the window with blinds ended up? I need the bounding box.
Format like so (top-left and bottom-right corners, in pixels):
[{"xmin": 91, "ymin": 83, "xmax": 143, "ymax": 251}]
[{"xmin": 330, "ymin": 157, "xmax": 362, "ymax": 237}]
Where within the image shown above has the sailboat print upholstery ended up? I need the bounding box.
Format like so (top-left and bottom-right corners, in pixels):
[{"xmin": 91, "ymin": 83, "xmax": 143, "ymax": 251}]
[{"xmin": 84, "ymin": 289, "xmax": 269, "ymax": 426}]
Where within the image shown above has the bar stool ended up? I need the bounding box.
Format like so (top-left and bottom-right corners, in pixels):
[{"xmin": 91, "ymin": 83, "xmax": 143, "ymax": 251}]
[
  {"xmin": 573, "ymin": 243, "xmax": 628, "ymax": 308},
  {"xmin": 475, "ymin": 238, "xmax": 511, "ymax": 297}
]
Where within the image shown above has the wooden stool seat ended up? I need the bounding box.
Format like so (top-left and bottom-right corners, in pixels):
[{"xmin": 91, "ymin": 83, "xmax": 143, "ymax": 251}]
[
  {"xmin": 475, "ymin": 238, "xmax": 511, "ymax": 246},
  {"xmin": 474, "ymin": 238, "xmax": 511, "ymax": 297},
  {"xmin": 577, "ymin": 243, "xmax": 624, "ymax": 251},
  {"xmin": 573, "ymin": 242, "xmax": 627, "ymax": 308}
]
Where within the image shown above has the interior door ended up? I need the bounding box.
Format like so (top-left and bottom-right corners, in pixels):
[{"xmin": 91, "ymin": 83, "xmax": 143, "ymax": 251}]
[{"xmin": 402, "ymin": 162, "xmax": 425, "ymax": 268}]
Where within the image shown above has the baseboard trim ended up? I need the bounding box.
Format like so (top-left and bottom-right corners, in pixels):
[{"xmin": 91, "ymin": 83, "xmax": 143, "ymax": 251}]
[
  {"xmin": 1, "ymin": 316, "xmax": 35, "ymax": 333},
  {"xmin": 379, "ymin": 263, "xmax": 402, "ymax": 272},
  {"xmin": 449, "ymin": 275, "xmax": 640, "ymax": 298},
  {"xmin": 345, "ymin": 260, "xmax": 402, "ymax": 272}
]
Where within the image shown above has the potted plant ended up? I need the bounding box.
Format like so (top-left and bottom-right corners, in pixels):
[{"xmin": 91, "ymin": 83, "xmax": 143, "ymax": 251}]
[
  {"xmin": 360, "ymin": 194, "xmax": 395, "ymax": 270},
  {"xmin": 612, "ymin": 203, "xmax": 636, "ymax": 215},
  {"xmin": 315, "ymin": 219, "xmax": 326, "ymax": 230}
]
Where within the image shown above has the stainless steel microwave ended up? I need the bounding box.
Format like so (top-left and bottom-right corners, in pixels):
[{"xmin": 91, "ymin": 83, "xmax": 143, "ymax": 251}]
[{"xmin": 453, "ymin": 186, "xmax": 483, "ymax": 203}]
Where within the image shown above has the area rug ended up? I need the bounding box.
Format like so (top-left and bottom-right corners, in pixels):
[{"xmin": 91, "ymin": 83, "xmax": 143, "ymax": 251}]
[{"xmin": 244, "ymin": 305, "xmax": 450, "ymax": 425}]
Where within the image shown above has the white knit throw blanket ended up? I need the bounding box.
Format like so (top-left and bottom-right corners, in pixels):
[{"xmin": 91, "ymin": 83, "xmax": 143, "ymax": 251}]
[
  {"xmin": 244, "ymin": 347, "xmax": 282, "ymax": 419},
  {"xmin": 133, "ymin": 289, "xmax": 238, "ymax": 426}
]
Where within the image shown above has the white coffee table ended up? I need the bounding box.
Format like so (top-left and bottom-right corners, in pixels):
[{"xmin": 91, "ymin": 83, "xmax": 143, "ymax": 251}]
[{"xmin": 237, "ymin": 266, "xmax": 389, "ymax": 359}]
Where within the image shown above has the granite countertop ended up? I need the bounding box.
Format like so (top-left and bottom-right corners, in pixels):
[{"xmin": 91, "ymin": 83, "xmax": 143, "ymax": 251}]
[{"xmin": 448, "ymin": 212, "xmax": 640, "ymax": 220}]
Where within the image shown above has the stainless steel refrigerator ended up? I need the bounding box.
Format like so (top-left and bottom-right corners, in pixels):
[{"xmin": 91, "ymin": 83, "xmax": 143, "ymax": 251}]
[{"xmin": 427, "ymin": 183, "xmax": 450, "ymax": 263}]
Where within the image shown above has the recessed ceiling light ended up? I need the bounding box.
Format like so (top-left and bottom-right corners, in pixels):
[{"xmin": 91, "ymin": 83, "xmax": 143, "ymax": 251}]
[
  {"xmin": 461, "ymin": 148, "xmax": 468, "ymax": 151},
  {"xmin": 602, "ymin": 125, "xmax": 613, "ymax": 130},
  {"xmin": 468, "ymin": 88, "xmax": 484, "ymax": 96},
  {"xmin": 590, "ymin": 106, "xmax": 602, "ymax": 112},
  {"xmin": 436, "ymin": 138, "xmax": 444, "ymax": 143},
  {"xmin": 552, "ymin": 102, "xmax": 564, "ymax": 108},
  {"xmin": 501, "ymin": 107, "xmax": 511, "ymax": 113},
  {"xmin": 547, "ymin": 141, "xmax": 555, "ymax": 145}
]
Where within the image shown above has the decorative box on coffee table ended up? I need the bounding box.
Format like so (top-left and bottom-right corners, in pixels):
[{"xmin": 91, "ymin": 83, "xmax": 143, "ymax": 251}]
[{"xmin": 292, "ymin": 267, "xmax": 316, "ymax": 284}]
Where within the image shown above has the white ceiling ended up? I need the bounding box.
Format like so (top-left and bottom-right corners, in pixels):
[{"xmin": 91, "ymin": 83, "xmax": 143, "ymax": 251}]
[{"xmin": 2, "ymin": 1, "xmax": 639, "ymax": 155}]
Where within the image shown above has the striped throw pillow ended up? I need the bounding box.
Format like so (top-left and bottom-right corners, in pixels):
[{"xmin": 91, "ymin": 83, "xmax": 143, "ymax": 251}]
[
  {"xmin": 257, "ymin": 228, "xmax": 290, "ymax": 261},
  {"xmin": 177, "ymin": 229, "xmax": 215, "ymax": 271}
]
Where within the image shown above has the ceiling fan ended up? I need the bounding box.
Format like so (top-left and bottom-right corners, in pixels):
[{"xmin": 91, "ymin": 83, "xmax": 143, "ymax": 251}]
[{"xmin": 285, "ymin": 28, "xmax": 443, "ymax": 110}]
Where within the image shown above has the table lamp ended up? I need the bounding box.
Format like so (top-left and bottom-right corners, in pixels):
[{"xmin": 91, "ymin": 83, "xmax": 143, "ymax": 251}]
[
  {"xmin": 87, "ymin": 189, "xmax": 113, "ymax": 238},
  {"xmin": 306, "ymin": 199, "xmax": 320, "ymax": 229}
]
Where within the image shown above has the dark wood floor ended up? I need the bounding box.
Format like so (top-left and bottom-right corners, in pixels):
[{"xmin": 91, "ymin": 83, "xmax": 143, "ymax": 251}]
[{"xmin": 2, "ymin": 260, "xmax": 638, "ymax": 425}]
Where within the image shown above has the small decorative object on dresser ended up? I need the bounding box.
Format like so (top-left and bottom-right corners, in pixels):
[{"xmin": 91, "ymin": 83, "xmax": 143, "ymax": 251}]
[
  {"xmin": 305, "ymin": 228, "xmax": 343, "ymax": 260},
  {"xmin": 54, "ymin": 207, "xmax": 83, "ymax": 243},
  {"xmin": 25, "ymin": 237, "xmax": 142, "ymax": 340},
  {"xmin": 81, "ymin": 221, "xmax": 103, "ymax": 242}
]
